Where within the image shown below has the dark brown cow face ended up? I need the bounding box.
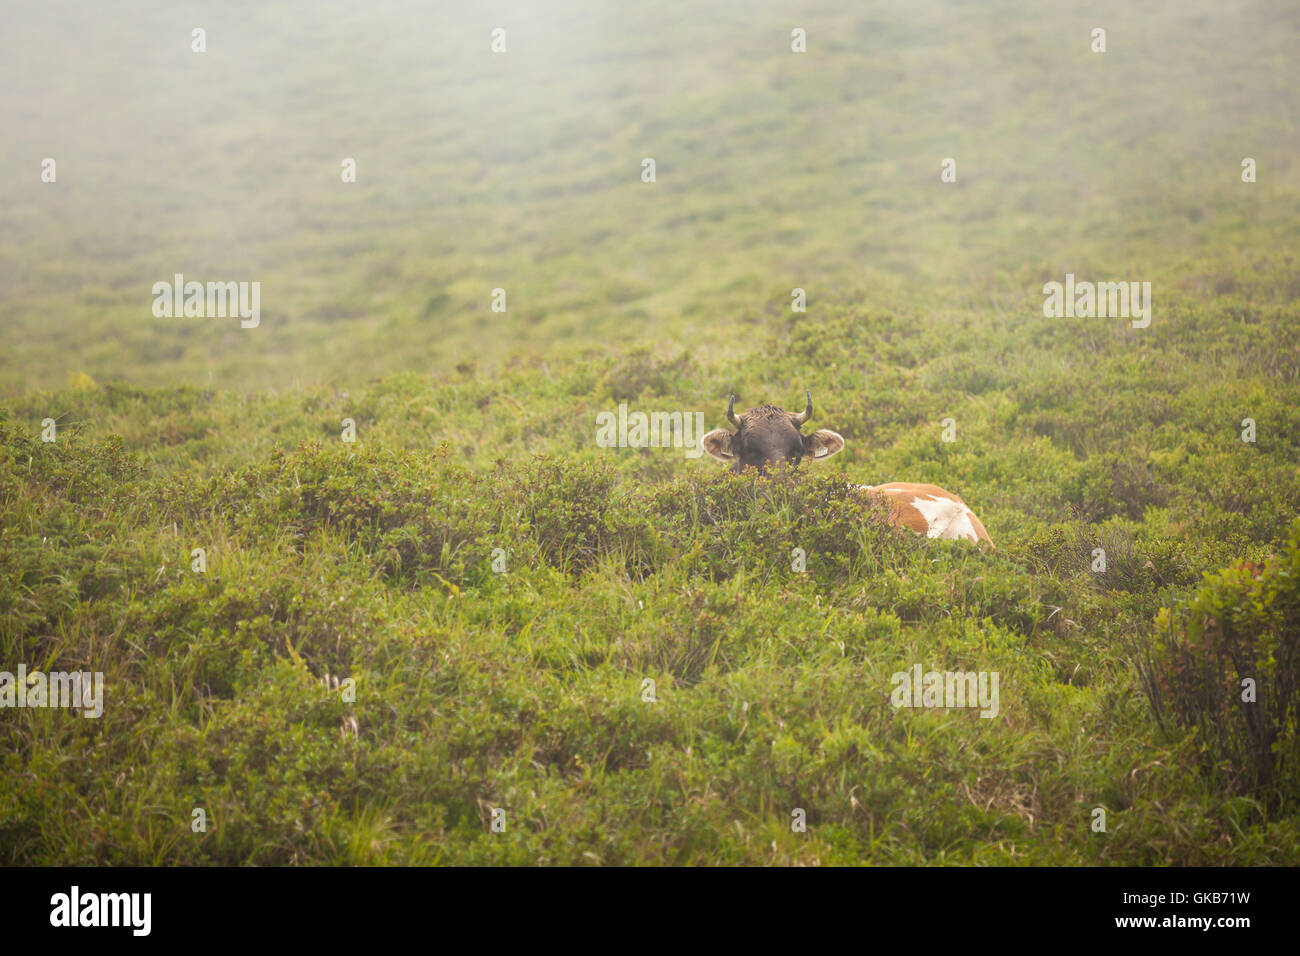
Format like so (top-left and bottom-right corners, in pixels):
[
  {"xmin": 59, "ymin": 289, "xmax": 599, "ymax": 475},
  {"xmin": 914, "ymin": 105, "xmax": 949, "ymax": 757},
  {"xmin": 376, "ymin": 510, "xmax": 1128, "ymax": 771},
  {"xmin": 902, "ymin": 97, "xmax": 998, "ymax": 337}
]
[{"xmin": 700, "ymin": 391, "xmax": 845, "ymax": 474}]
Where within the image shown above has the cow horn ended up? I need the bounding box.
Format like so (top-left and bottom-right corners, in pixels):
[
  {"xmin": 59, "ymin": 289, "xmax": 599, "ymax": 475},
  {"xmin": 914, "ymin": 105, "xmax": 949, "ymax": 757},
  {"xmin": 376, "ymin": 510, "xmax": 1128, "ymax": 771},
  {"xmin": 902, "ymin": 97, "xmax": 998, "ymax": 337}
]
[
  {"xmin": 790, "ymin": 390, "xmax": 812, "ymax": 426},
  {"xmin": 726, "ymin": 394, "xmax": 743, "ymax": 430}
]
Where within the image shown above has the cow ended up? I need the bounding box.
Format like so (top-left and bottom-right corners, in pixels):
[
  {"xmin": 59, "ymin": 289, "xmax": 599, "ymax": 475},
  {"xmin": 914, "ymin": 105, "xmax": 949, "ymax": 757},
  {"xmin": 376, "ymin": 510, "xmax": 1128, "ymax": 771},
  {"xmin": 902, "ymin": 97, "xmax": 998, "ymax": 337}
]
[{"xmin": 699, "ymin": 392, "xmax": 993, "ymax": 546}]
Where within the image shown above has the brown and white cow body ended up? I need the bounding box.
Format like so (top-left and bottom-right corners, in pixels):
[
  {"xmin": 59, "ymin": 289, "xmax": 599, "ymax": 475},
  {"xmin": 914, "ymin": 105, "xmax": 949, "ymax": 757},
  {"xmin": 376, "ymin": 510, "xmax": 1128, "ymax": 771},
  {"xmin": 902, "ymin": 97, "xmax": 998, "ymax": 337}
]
[
  {"xmin": 700, "ymin": 392, "xmax": 994, "ymax": 547},
  {"xmin": 857, "ymin": 482, "xmax": 993, "ymax": 546}
]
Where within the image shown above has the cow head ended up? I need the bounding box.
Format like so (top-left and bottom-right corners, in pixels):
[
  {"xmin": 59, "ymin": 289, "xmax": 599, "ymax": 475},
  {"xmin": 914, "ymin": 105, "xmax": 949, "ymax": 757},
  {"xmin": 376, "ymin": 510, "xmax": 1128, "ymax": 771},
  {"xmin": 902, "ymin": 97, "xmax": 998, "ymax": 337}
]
[{"xmin": 700, "ymin": 391, "xmax": 845, "ymax": 474}]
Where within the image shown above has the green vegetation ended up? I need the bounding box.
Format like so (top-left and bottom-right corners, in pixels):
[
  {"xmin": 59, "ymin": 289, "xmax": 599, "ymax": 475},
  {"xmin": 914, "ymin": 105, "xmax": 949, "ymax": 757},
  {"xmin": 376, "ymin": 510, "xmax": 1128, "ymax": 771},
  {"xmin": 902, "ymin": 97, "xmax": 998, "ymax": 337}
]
[
  {"xmin": 1, "ymin": 0, "xmax": 1298, "ymax": 864},
  {"xmin": 1143, "ymin": 521, "xmax": 1300, "ymax": 806}
]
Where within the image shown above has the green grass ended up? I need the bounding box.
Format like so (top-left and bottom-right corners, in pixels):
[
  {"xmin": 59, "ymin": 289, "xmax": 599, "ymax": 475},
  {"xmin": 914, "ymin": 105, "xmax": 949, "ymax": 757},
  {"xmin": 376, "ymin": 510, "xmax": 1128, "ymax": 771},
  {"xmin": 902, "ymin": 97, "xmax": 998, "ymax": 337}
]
[{"xmin": 1, "ymin": 0, "xmax": 1299, "ymax": 864}]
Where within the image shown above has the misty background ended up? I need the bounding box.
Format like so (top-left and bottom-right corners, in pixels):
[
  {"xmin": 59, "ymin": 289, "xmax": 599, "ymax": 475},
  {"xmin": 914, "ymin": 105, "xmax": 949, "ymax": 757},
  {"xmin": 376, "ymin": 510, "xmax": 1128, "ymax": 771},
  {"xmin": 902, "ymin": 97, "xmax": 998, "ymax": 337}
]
[{"xmin": 1, "ymin": 0, "xmax": 1296, "ymax": 391}]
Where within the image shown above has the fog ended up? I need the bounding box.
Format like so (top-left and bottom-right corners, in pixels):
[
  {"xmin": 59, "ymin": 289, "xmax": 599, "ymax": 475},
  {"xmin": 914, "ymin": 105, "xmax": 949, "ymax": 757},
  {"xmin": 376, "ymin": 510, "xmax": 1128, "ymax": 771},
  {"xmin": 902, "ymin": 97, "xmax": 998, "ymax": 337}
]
[{"xmin": 1, "ymin": 0, "xmax": 1295, "ymax": 389}]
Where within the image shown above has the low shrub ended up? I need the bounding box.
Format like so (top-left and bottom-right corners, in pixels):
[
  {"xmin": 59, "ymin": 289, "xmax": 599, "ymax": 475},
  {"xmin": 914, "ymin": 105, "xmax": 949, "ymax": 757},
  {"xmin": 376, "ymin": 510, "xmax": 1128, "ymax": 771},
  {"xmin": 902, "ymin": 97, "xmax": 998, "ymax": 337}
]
[{"xmin": 1138, "ymin": 519, "xmax": 1300, "ymax": 804}]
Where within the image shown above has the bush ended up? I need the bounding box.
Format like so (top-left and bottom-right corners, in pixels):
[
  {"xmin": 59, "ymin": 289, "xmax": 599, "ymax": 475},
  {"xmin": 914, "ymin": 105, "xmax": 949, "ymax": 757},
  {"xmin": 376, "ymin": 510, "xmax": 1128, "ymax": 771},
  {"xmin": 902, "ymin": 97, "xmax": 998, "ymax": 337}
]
[{"xmin": 1138, "ymin": 519, "xmax": 1300, "ymax": 804}]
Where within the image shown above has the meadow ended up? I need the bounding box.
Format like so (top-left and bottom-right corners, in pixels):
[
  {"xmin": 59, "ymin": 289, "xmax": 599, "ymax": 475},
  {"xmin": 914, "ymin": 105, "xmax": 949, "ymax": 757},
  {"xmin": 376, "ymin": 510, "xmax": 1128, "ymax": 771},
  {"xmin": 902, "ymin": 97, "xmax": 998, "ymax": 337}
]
[{"xmin": 1, "ymin": 0, "xmax": 1298, "ymax": 864}]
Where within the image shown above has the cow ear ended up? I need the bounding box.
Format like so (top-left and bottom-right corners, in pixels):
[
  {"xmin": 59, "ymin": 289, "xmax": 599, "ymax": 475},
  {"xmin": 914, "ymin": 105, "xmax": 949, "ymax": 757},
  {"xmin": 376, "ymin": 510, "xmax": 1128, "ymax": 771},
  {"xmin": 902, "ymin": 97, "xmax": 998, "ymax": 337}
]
[
  {"xmin": 803, "ymin": 429, "xmax": 845, "ymax": 460},
  {"xmin": 700, "ymin": 428, "xmax": 735, "ymax": 462}
]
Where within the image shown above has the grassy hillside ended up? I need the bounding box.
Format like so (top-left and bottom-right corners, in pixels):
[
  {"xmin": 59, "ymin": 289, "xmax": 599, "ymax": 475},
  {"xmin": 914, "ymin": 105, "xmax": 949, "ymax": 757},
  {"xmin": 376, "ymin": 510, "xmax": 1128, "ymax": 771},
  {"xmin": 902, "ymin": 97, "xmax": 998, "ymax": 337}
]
[
  {"xmin": 1, "ymin": 0, "xmax": 1299, "ymax": 864},
  {"xmin": 3, "ymin": 0, "xmax": 1298, "ymax": 392}
]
